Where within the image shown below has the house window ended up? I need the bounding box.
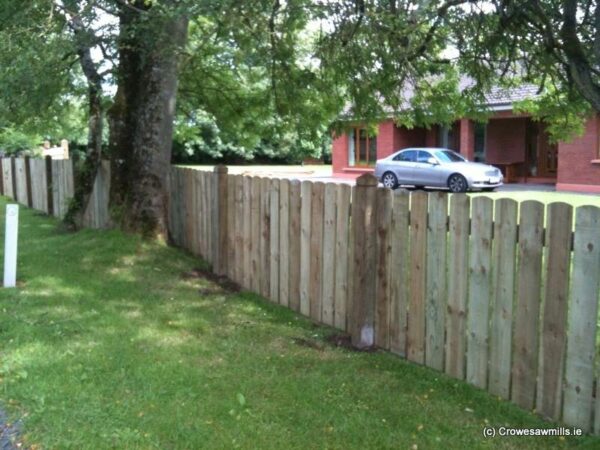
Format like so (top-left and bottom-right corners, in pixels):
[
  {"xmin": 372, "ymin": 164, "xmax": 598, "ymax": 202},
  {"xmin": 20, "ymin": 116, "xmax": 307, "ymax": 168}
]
[
  {"xmin": 437, "ymin": 125, "xmax": 456, "ymax": 151},
  {"xmin": 348, "ymin": 126, "xmax": 377, "ymax": 166},
  {"xmin": 474, "ymin": 123, "xmax": 486, "ymax": 162}
]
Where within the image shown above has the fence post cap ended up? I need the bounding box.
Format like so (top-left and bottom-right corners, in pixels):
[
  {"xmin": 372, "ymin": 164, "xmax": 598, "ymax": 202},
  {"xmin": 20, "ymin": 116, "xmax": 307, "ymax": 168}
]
[
  {"xmin": 213, "ymin": 165, "xmax": 228, "ymax": 174},
  {"xmin": 356, "ymin": 173, "xmax": 378, "ymax": 187}
]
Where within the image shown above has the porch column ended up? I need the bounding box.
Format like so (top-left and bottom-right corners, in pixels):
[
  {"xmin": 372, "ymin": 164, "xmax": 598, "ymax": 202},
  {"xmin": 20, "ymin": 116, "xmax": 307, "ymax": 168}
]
[
  {"xmin": 331, "ymin": 132, "xmax": 349, "ymax": 174},
  {"xmin": 459, "ymin": 119, "xmax": 475, "ymax": 160}
]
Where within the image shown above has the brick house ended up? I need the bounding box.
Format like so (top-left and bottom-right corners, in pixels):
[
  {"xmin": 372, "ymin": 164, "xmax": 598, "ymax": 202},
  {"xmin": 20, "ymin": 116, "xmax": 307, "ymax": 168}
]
[{"xmin": 331, "ymin": 86, "xmax": 600, "ymax": 192}]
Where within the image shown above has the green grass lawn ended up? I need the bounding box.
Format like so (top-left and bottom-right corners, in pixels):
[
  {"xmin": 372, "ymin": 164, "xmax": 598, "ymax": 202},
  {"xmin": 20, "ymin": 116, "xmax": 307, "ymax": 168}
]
[
  {"xmin": 0, "ymin": 198, "xmax": 598, "ymax": 449},
  {"xmin": 472, "ymin": 190, "xmax": 600, "ymax": 209}
]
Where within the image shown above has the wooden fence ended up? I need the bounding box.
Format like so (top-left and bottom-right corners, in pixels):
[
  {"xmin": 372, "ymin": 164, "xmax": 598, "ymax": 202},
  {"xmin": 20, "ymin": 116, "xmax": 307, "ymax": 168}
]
[
  {"xmin": 2, "ymin": 158, "xmax": 599, "ymax": 433},
  {"xmin": 169, "ymin": 166, "xmax": 600, "ymax": 435},
  {"xmin": 0, "ymin": 157, "xmax": 110, "ymax": 228}
]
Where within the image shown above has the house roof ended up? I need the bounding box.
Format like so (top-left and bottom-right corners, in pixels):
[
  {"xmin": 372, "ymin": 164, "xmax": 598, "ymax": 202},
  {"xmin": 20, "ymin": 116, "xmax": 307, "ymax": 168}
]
[
  {"xmin": 342, "ymin": 80, "xmax": 540, "ymax": 118},
  {"xmin": 484, "ymin": 84, "xmax": 539, "ymax": 108}
]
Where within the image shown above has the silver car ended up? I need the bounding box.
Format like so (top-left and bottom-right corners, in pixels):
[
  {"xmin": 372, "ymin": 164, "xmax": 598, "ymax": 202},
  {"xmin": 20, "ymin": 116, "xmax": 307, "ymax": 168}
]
[{"xmin": 374, "ymin": 148, "xmax": 503, "ymax": 193}]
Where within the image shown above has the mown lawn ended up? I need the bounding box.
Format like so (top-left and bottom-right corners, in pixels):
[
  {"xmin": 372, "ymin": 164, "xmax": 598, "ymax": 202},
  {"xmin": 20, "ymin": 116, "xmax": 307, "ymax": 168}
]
[
  {"xmin": 0, "ymin": 197, "xmax": 598, "ymax": 449},
  {"xmin": 472, "ymin": 190, "xmax": 600, "ymax": 209}
]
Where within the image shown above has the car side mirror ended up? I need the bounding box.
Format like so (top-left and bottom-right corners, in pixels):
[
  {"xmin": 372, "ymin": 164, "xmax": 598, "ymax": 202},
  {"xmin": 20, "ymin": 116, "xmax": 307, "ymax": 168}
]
[{"xmin": 427, "ymin": 157, "xmax": 439, "ymax": 165}]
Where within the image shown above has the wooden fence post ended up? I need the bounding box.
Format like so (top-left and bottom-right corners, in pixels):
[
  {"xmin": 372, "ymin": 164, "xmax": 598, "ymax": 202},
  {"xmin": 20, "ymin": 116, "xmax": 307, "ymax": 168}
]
[
  {"xmin": 45, "ymin": 156, "xmax": 54, "ymax": 216},
  {"xmin": 213, "ymin": 165, "xmax": 228, "ymax": 276},
  {"xmin": 24, "ymin": 156, "xmax": 33, "ymax": 208},
  {"xmin": 350, "ymin": 173, "xmax": 378, "ymax": 349}
]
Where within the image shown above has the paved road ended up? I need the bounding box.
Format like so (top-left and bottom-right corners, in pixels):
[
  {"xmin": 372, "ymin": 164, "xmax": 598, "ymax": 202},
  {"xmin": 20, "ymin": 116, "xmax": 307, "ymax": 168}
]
[{"xmin": 0, "ymin": 408, "xmax": 20, "ymax": 450}]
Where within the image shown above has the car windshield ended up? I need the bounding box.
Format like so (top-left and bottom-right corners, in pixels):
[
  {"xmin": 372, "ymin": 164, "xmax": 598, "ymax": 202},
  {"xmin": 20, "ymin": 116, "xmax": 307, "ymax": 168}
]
[{"xmin": 434, "ymin": 150, "xmax": 466, "ymax": 163}]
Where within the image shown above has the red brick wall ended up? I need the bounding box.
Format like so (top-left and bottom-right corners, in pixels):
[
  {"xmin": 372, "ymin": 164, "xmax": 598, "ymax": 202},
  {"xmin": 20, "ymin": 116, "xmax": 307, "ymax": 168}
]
[
  {"xmin": 425, "ymin": 127, "xmax": 437, "ymax": 147},
  {"xmin": 377, "ymin": 121, "xmax": 397, "ymax": 159},
  {"xmin": 486, "ymin": 118, "xmax": 527, "ymax": 164},
  {"xmin": 397, "ymin": 127, "xmax": 426, "ymax": 151},
  {"xmin": 557, "ymin": 115, "xmax": 600, "ymax": 186},
  {"xmin": 377, "ymin": 120, "xmax": 427, "ymax": 159},
  {"xmin": 459, "ymin": 119, "xmax": 474, "ymax": 159},
  {"xmin": 332, "ymin": 132, "xmax": 348, "ymax": 174}
]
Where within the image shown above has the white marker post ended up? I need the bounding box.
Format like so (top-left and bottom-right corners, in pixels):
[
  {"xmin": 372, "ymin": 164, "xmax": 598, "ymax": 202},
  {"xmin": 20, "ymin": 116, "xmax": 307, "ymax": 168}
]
[{"xmin": 4, "ymin": 204, "xmax": 19, "ymax": 287}]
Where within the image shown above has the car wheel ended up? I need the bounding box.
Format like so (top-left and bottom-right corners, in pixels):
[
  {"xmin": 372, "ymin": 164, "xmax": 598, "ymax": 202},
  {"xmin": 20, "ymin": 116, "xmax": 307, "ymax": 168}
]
[
  {"xmin": 447, "ymin": 174, "xmax": 468, "ymax": 193},
  {"xmin": 381, "ymin": 171, "xmax": 398, "ymax": 189}
]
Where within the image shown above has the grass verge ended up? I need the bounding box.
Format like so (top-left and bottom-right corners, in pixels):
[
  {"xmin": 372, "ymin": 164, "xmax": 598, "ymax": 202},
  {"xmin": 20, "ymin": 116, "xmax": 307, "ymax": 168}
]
[{"xmin": 0, "ymin": 197, "xmax": 597, "ymax": 449}]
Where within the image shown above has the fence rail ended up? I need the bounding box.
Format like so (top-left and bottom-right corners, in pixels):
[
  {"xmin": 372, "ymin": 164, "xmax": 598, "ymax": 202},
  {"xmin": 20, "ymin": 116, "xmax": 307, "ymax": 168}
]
[{"xmin": 168, "ymin": 166, "xmax": 600, "ymax": 435}]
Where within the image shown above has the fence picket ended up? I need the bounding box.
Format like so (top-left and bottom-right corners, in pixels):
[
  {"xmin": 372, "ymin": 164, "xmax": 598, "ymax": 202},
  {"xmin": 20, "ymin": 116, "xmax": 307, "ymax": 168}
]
[
  {"xmin": 466, "ymin": 196, "xmax": 493, "ymax": 389},
  {"xmin": 234, "ymin": 175, "xmax": 245, "ymax": 285},
  {"xmin": 2, "ymin": 158, "xmax": 13, "ymax": 199},
  {"xmin": 197, "ymin": 171, "xmax": 205, "ymax": 256},
  {"xmin": 350, "ymin": 175, "xmax": 378, "ymax": 348},
  {"xmin": 536, "ymin": 203, "xmax": 573, "ymax": 420},
  {"xmin": 309, "ymin": 182, "xmax": 325, "ymax": 322},
  {"xmin": 183, "ymin": 169, "xmax": 192, "ymax": 251},
  {"xmin": 208, "ymin": 171, "xmax": 215, "ymax": 265},
  {"xmin": 562, "ymin": 206, "xmax": 600, "ymax": 432},
  {"xmin": 172, "ymin": 169, "xmax": 180, "ymax": 246},
  {"xmin": 260, "ymin": 177, "xmax": 271, "ymax": 298},
  {"xmin": 269, "ymin": 178, "xmax": 280, "ymax": 302},
  {"xmin": 334, "ymin": 184, "xmax": 351, "ymax": 330},
  {"xmin": 279, "ymin": 179, "xmax": 290, "ymax": 307},
  {"xmin": 14, "ymin": 158, "xmax": 28, "ymax": 205},
  {"xmin": 192, "ymin": 169, "xmax": 199, "ymax": 252},
  {"xmin": 489, "ymin": 198, "xmax": 518, "ymax": 399},
  {"xmin": 242, "ymin": 176, "xmax": 252, "ymax": 288},
  {"xmin": 29, "ymin": 159, "xmax": 48, "ymax": 213},
  {"xmin": 375, "ymin": 187, "xmax": 392, "ymax": 349},
  {"xmin": 288, "ymin": 180, "xmax": 301, "ymax": 312},
  {"xmin": 511, "ymin": 201, "xmax": 544, "ymax": 410},
  {"xmin": 425, "ymin": 191, "xmax": 448, "ymax": 370},
  {"xmin": 321, "ymin": 183, "xmax": 337, "ymax": 326},
  {"xmin": 250, "ymin": 176, "xmax": 261, "ymax": 291},
  {"xmin": 299, "ymin": 181, "xmax": 312, "ymax": 316},
  {"xmin": 390, "ymin": 190, "xmax": 410, "ymax": 357},
  {"xmin": 407, "ymin": 191, "xmax": 428, "ymax": 364},
  {"xmin": 445, "ymin": 194, "xmax": 469, "ymax": 379}
]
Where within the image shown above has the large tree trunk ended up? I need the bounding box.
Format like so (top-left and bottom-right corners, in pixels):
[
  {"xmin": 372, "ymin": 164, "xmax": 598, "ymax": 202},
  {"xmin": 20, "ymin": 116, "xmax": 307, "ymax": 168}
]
[
  {"xmin": 108, "ymin": 3, "xmax": 188, "ymax": 239},
  {"xmin": 61, "ymin": 2, "xmax": 104, "ymax": 230}
]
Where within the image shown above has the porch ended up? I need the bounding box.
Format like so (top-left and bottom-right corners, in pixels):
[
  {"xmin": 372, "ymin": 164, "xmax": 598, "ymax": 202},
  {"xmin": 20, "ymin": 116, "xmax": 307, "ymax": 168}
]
[
  {"xmin": 459, "ymin": 115, "xmax": 558, "ymax": 184},
  {"xmin": 332, "ymin": 116, "xmax": 558, "ymax": 185}
]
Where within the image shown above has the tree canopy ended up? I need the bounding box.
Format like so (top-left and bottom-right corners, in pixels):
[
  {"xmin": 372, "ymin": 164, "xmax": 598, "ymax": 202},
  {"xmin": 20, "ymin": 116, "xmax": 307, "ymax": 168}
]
[{"xmin": 1, "ymin": 0, "xmax": 599, "ymax": 235}]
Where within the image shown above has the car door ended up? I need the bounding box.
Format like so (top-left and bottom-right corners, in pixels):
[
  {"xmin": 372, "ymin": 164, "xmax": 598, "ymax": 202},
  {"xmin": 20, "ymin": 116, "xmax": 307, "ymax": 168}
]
[
  {"xmin": 412, "ymin": 150, "xmax": 444, "ymax": 186},
  {"xmin": 390, "ymin": 150, "xmax": 418, "ymax": 185}
]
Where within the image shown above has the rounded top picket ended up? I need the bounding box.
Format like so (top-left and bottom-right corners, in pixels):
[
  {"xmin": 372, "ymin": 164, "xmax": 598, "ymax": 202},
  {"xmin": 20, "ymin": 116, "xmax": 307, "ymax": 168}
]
[{"xmin": 356, "ymin": 173, "xmax": 378, "ymax": 187}]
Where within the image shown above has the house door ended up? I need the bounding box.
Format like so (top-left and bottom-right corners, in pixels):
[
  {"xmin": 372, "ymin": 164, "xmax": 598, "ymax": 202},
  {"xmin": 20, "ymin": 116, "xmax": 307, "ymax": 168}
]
[
  {"xmin": 537, "ymin": 129, "xmax": 558, "ymax": 177},
  {"xmin": 354, "ymin": 127, "xmax": 377, "ymax": 166},
  {"xmin": 525, "ymin": 121, "xmax": 557, "ymax": 178}
]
